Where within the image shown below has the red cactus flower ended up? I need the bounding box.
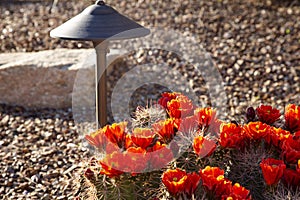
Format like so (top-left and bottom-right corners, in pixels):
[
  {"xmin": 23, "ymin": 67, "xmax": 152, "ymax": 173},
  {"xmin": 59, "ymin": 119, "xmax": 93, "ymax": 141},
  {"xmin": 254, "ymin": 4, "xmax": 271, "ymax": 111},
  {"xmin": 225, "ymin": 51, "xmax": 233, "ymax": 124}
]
[
  {"xmin": 200, "ymin": 166, "xmax": 224, "ymax": 191},
  {"xmin": 184, "ymin": 172, "xmax": 201, "ymax": 197},
  {"xmin": 232, "ymin": 183, "xmax": 251, "ymax": 199},
  {"xmin": 131, "ymin": 128, "xmax": 156, "ymax": 149},
  {"xmin": 101, "ymin": 147, "xmax": 149, "ymax": 174},
  {"xmin": 105, "ymin": 142, "xmax": 121, "ymax": 154},
  {"xmin": 282, "ymin": 168, "xmax": 300, "ymax": 188},
  {"xmin": 152, "ymin": 118, "xmax": 177, "ymax": 143},
  {"xmin": 167, "ymin": 95, "xmax": 194, "ymax": 119},
  {"xmin": 194, "ymin": 107, "xmax": 217, "ymax": 129},
  {"xmin": 147, "ymin": 140, "xmax": 165, "ymax": 152},
  {"xmin": 175, "ymin": 115, "xmax": 199, "ymax": 135},
  {"xmin": 256, "ymin": 105, "xmax": 281, "ymax": 125},
  {"xmin": 99, "ymin": 152, "xmax": 124, "ymax": 178},
  {"xmin": 284, "ymin": 104, "xmax": 300, "ymax": 132},
  {"xmin": 103, "ymin": 122, "xmax": 128, "ymax": 149},
  {"xmin": 162, "ymin": 168, "xmax": 201, "ymax": 197},
  {"xmin": 85, "ymin": 129, "xmax": 107, "ymax": 151},
  {"xmin": 193, "ymin": 135, "xmax": 216, "ymax": 158},
  {"xmin": 124, "ymin": 147, "xmax": 148, "ymax": 173},
  {"xmin": 148, "ymin": 142, "xmax": 173, "ymax": 169},
  {"xmin": 219, "ymin": 122, "xmax": 245, "ymax": 149},
  {"xmin": 294, "ymin": 131, "xmax": 300, "ymax": 141},
  {"xmin": 162, "ymin": 168, "xmax": 188, "ymax": 196},
  {"xmin": 124, "ymin": 134, "xmax": 133, "ymax": 149},
  {"xmin": 266, "ymin": 127, "xmax": 292, "ymax": 148},
  {"xmin": 244, "ymin": 121, "xmax": 270, "ymax": 140},
  {"xmin": 214, "ymin": 175, "xmax": 232, "ymax": 198},
  {"xmin": 281, "ymin": 136, "xmax": 300, "ymax": 164},
  {"xmin": 223, "ymin": 183, "xmax": 252, "ymax": 200},
  {"xmin": 260, "ymin": 158, "xmax": 286, "ymax": 185},
  {"xmin": 210, "ymin": 118, "xmax": 223, "ymax": 135},
  {"xmin": 158, "ymin": 92, "xmax": 181, "ymax": 108}
]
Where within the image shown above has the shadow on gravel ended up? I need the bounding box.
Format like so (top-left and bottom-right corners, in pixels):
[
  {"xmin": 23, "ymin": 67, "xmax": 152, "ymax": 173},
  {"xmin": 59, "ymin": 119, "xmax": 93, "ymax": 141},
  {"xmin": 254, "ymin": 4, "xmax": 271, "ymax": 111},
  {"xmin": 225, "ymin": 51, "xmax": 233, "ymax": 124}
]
[{"xmin": 0, "ymin": 104, "xmax": 72, "ymax": 120}]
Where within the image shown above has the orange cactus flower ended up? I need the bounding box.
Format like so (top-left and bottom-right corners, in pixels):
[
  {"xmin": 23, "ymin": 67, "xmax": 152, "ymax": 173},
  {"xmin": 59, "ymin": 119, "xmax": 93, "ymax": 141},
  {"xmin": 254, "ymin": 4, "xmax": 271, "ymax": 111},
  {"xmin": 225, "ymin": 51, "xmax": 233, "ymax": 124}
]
[
  {"xmin": 281, "ymin": 136, "xmax": 300, "ymax": 164},
  {"xmin": 131, "ymin": 128, "xmax": 156, "ymax": 149},
  {"xmin": 256, "ymin": 105, "xmax": 281, "ymax": 125},
  {"xmin": 297, "ymin": 160, "xmax": 300, "ymax": 174},
  {"xmin": 284, "ymin": 104, "xmax": 300, "ymax": 132},
  {"xmin": 219, "ymin": 122, "xmax": 244, "ymax": 149},
  {"xmin": 158, "ymin": 92, "xmax": 181, "ymax": 108},
  {"xmin": 267, "ymin": 127, "xmax": 292, "ymax": 148},
  {"xmin": 167, "ymin": 95, "xmax": 194, "ymax": 119},
  {"xmin": 243, "ymin": 121, "xmax": 270, "ymax": 140},
  {"xmin": 103, "ymin": 122, "xmax": 128, "ymax": 149},
  {"xmin": 260, "ymin": 158, "xmax": 286, "ymax": 185},
  {"xmin": 193, "ymin": 136, "xmax": 217, "ymax": 158},
  {"xmin": 85, "ymin": 128, "xmax": 107, "ymax": 151},
  {"xmin": 281, "ymin": 168, "xmax": 300, "ymax": 188},
  {"xmin": 200, "ymin": 166, "xmax": 224, "ymax": 191},
  {"xmin": 162, "ymin": 168, "xmax": 188, "ymax": 196},
  {"xmin": 99, "ymin": 152, "xmax": 124, "ymax": 178},
  {"xmin": 152, "ymin": 118, "xmax": 177, "ymax": 143},
  {"xmin": 184, "ymin": 172, "xmax": 201, "ymax": 197},
  {"xmin": 194, "ymin": 107, "xmax": 217, "ymax": 129},
  {"xmin": 148, "ymin": 142, "xmax": 173, "ymax": 169},
  {"xmin": 101, "ymin": 147, "xmax": 149, "ymax": 174}
]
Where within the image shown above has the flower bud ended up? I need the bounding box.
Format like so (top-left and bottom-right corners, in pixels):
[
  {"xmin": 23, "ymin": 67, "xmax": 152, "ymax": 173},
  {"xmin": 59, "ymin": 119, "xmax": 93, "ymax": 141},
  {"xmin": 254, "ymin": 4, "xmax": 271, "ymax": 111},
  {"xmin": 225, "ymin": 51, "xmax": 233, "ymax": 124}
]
[
  {"xmin": 246, "ymin": 107, "xmax": 256, "ymax": 122},
  {"xmin": 84, "ymin": 168, "xmax": 95, "ymax": 182}
]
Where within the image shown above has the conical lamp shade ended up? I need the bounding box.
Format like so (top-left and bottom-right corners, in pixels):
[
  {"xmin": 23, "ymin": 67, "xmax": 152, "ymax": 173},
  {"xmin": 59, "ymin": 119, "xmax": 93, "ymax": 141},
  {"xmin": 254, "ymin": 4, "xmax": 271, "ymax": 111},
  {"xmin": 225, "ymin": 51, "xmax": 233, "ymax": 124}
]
[{"xmin": 50, "ymin": 1, "xmax": 150, "ymax": 41}]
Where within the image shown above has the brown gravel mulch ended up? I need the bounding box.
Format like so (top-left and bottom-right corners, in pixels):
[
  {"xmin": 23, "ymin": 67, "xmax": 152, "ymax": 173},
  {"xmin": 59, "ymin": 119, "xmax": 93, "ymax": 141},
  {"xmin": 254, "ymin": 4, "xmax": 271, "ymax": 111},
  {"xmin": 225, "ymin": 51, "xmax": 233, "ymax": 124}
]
[
  {"xmin": 1, "ymin": 0, "xmax": 300, "ymax": 199},
  {"xmin": 0, "ymin": 105, "xmax": 89, "ymax": 199}
]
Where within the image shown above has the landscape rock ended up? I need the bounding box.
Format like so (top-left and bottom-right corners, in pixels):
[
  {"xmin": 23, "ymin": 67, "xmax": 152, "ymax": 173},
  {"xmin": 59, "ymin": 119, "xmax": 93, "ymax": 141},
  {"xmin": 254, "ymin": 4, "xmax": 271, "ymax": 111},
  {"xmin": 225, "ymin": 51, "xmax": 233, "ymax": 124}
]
[{"xmin": 0, "ymin": 48, "xmax": 123, "ymax": 109}]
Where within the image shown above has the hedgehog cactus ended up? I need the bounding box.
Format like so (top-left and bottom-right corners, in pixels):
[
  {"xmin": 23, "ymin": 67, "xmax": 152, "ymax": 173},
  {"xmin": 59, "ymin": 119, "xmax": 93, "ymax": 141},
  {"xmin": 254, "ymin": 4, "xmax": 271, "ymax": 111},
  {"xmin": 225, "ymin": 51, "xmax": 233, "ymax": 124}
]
[
  {"xmin": 132, "ymin": 104, "xmax": 167, "ymax": 128},
  {"xmin": 225, "ymin": 144, "xmax": 271, "ymax": 199},
  {"xmin": 75, "ymin": 92, "xmax": 300, "ymax": 200},
  {"xmin": 78, "ymin": 163, "xmax": 163, "ymax": 200}
]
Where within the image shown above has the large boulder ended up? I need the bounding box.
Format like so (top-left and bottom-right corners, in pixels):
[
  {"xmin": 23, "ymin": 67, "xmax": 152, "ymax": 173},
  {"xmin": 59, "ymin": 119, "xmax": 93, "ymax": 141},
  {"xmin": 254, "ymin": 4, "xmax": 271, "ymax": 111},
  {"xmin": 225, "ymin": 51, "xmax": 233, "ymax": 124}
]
[{"xmin": 0, "ymin": 48, "xmax": 121, "ymax": 109}]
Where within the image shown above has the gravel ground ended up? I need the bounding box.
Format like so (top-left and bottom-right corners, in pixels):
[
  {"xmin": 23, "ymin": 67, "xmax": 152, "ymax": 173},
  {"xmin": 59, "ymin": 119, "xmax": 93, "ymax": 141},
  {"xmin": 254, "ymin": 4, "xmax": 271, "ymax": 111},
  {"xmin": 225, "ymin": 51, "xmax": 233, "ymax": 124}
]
[
  {"xmin": 1, "ymin": 0, "xmax": 300, "ymax": 199},
  {"xmin": 0, "ymin": 105, "xmax": 89, "ymax": 199}
]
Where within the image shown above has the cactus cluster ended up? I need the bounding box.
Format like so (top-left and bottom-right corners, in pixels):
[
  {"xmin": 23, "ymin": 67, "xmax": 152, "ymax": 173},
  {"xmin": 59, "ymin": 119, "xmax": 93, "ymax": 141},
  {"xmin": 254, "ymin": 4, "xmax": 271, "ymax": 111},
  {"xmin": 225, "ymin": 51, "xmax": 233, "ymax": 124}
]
[{"xmin": 75, "ymin": 92, "xmax": 300, "ymax": 200}]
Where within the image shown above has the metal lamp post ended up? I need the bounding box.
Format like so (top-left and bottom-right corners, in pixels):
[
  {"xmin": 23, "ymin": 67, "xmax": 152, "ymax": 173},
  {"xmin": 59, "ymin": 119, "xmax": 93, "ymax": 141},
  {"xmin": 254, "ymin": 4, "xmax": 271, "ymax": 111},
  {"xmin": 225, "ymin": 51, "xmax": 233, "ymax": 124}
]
[{"xmin": 50, "ymin": 0, "xmax": 150, "ymax": 128}]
